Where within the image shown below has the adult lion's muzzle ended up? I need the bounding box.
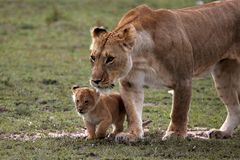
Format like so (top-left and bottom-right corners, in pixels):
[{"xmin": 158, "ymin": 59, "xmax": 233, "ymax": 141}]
[{"xmin": 90, "ymin": 78, "xmax": 115, "ymax": 92}]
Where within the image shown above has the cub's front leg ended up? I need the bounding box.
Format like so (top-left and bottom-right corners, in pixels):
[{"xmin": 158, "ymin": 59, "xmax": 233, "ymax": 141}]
[
  {"xmin": 96, "ymin": 117, "xmax": 112, "ymax": 139},
  {"xmin": 85, "ymin": 121, "xmax": 96, "ymax": 140},
  {"xmin": 115, "ymin": 79, "xmax": 144, "ymax": 142}
]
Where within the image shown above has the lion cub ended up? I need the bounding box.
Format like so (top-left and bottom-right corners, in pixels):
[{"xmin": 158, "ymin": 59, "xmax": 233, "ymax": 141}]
[{"xmin": 71, "ymin": 85, "xmax": 126, "ymax": 139}]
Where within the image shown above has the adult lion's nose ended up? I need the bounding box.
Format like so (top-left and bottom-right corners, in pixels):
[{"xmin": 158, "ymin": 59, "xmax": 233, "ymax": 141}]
[{"xmin": 91, "ymin": 79, "xmax": 102, "ymax": 85}]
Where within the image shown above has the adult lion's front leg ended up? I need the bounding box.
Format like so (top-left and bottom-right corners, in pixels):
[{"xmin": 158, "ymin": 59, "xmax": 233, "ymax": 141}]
[
  {"xmin": 162, "ymin": 79, "xmax": 192, "ymax": 140},
  {"xmin": 115, "ymin": 79, "xmax": 144, "ymax": 142}
]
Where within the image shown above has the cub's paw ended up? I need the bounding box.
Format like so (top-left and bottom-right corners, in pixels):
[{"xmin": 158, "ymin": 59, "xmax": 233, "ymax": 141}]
[
  {"xmin": 208, "ymin": 129, "xmax": 232, "ymax": 139},
  {"xmin": 115, "ymin": 132, "xmax": 141, "ymax": 143},
  {"xmin": 162, "ymin": 131, "xmax": 186, "ymax": 141}
]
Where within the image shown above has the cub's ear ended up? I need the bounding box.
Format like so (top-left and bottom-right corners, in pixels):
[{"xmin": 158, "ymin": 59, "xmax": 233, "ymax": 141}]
[
  {"xmin": 117, "ymin": 24, "xmax": 136, "ymax": 50},
  {"xmin": 90, "ymin": 26, "xmax": 107, "ymax": 38},
  {"xmin": 71, "ymin": 85, "xmax": 80, "ymax": 93},
  {"xmin": 92, "ymin": 88, "xmax": 100, "ymax": 98}
]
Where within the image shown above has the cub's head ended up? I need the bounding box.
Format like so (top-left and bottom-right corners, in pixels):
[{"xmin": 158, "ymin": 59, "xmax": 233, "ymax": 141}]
[
  {"xmin": 89, "ymin": 25, "xmax": 136, "ymax": 91},
  {"xmin": 71, "ymin": 85, "xmax": 100, "ymax": 115}
]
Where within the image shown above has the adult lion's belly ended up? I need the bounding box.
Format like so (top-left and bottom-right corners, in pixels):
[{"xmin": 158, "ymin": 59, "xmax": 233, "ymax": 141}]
[
  {"xmin": 144, "ymin": 70, "xmax": 165, "ymax": 89},
  {"xmin": 193, "ymin": 64, "xmax": 215, "ymax": 78},
  {"xmin": 131, "ymin": 56, "xmax": 173, "ymax": 89}
]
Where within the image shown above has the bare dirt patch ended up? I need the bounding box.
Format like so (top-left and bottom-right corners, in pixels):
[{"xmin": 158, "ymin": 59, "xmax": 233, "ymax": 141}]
[
  {"xmin": 0, "ymin": 127, "xmax": 211, "ymax": 141},
  {"xmin": 0, "ymin": 128, "xmax": 86, "ymax": 141},
  {"xmin": 187, "ymin": 127, "xmax": 209, "ymax": 139},
  {"xmin": 48, "ymin": 130, "xmax": 86, "ymax": 139},
  {"xmin": 0, "ymin": 132, "xmax": 44, "ymax": 141}
]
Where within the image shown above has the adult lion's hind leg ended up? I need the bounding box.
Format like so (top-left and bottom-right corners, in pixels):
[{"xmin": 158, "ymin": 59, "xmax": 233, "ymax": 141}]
[{"xmin": 210, "ymin": 59, "xmax": 240, "ymax": 139}]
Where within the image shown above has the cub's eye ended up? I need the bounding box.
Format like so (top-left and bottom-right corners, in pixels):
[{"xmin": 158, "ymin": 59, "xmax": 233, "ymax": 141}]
[
  {"xmin": 84, "ymin": 100, "xmax": 89, "ymax": 104},
  {"xmin": 76, "ymin": 100, "xmax": 79, "ymax": 103},
  {"xmin": 90, "ymin": 56, "xmax": 95, "ymax": 63},
  {"xmin": 106, "ymin": 56, "xmax": 115, "ymax": 64}
]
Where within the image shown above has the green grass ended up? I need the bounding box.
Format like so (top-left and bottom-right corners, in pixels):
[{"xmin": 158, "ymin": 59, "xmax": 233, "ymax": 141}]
[{"xmin": 0, "ymin": 0, "xmax": 239, "ymax": 159}]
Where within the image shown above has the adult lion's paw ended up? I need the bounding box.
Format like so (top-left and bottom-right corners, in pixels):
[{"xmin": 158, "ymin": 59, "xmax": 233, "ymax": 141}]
[
  {"xmin": 208, "ymin": 129, "xmax": 232, "ymax": 139},
  {"xmin": 162, "ymin": 131, "xmax": 186, "ymax": 141},
  {"xmin": 115, "ymin": 132, "xmax": 141, "ymax": 143}
]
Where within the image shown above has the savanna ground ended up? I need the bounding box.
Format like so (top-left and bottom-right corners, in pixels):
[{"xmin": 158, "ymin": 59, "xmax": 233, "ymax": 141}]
[{"xmin": 0, "ymin": 0, "xmax": 240, "ymax": 159}]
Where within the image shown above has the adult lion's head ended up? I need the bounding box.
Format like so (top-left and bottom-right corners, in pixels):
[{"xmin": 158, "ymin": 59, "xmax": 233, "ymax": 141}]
[{"xmin": 89, "ymin": 25, "xmax": 136, "ymax": 91}]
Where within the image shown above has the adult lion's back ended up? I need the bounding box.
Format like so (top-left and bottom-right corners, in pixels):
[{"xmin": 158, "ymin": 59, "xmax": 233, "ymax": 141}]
[{"xmin": 175, "ymin": 0, "xmax": 240, "ymax": 74}]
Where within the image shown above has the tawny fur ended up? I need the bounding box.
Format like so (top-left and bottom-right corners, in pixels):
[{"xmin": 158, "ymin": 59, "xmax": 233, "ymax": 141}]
[
  {"xmin": 72, "ymin": 86, "xmax": 125, "ymax": 139},
  {"xmin": 89, "ymin": 0, "xmax": 240, "ymax": 141}
]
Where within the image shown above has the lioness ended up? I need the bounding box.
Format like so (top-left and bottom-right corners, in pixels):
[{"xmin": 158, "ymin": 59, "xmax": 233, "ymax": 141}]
[
  {"xmin": 89, "ymin": 0, "xmax": 240, "ymax": 142},
  {"xmin": 72, "ymin": 85, "xmax": 125, "ymax": 139}
]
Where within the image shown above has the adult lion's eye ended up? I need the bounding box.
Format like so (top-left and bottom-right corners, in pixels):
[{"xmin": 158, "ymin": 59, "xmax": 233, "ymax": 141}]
[
  {"xmin": 90, "ymin": 55, "xmax": 95, "ymax": 63},
  {"xmin": 84, "ymin": 100, "xmax": 89, "ymax": 104},
  {"xmin": 106, "ymin": 56, "xmax": 115, "ymax": 64}
]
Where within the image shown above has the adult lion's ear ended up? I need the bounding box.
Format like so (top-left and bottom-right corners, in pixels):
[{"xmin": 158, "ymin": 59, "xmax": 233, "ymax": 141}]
[
  {"xmin": 90, "ymin": 26, "xmax": 107, "ymax": 50},
  {"xmin": 90, "ymin": 26, "xmax": 107, "ymax": 38},
  {"xmin": 71, "ymin": 85, "xmax": 80, "ymax": 93},
  {"xmin": 117, "ymin": 24, "xmax": 136, "ymax": 50}
]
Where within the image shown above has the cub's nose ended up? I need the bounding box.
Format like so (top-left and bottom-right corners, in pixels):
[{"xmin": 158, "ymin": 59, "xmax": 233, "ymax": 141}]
[
  {"xmin": 91, "ymin": 79, "xmax": 102, "ymax": 85},
  {"xmin": 78, "ymin": 109, "xmax": 84, "ymax": 114}
]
